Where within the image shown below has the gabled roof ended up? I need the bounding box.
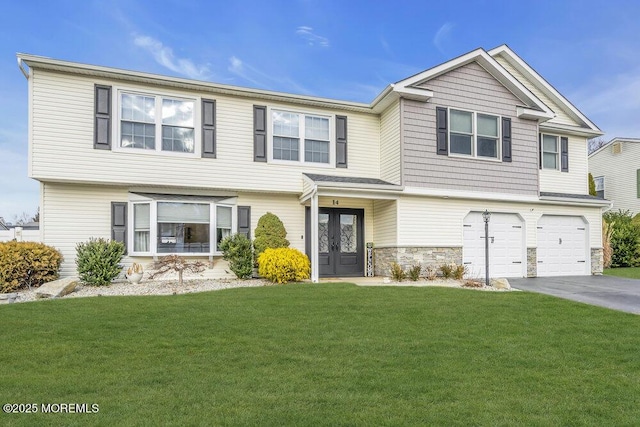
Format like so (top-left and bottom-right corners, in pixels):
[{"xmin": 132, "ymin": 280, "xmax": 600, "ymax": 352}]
[
  {"xmin": 589, "ymin": 137, "xmax": 640, "ymax": 158},
  {"xmin": 373, "ymin": 47, "xmax": 556, "ymax": 121},
  {"xmin": 488, "ymin": 45, "xmax": 602, "ymax": 136}
]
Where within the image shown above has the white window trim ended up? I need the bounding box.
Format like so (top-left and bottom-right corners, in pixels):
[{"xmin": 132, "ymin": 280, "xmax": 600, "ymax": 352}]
[
  {"xmin": 128, "ymin": 198, "xmax": 236, "ymax": 256},
  {"xmin": 541, "ymin": 133, "xmax": 560, "ymax": 171},
  {"xmin": 448, "ymin": 108, "xmax": 502, "ymax": 162},
  {"xmin": 267, "ymin": 107, "xmax": 335, "ymax": 168},
  {"xmin": 113, "ymin": 87, "xmax": 202, "ymax": 158}
]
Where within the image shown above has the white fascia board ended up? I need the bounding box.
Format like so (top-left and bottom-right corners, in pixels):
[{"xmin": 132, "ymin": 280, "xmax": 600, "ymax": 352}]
[
  {"xmin": 315, "ymin": 181, "xmax": 404, "ymax": 192},
  {"xmin": 488, "ymin": 45, "xmax": 602, "ymax": 133},
  {"xmin": 538, "ymin": 196, "xmax": 612, "ymax": 208},
  {"xmin": 540, "ymin": 122, "xmax": 604, "ymax": 138},
  {"xmin": 317, "ymin": 188, "xmax": 401, "ymax": 200},
  {"xmin": 402, "ymin": 186, "xmax": 541, "ymax": 203},
  {"xmin": 18, "ymin": 53, "xmax": 374, "ymax": 114}
]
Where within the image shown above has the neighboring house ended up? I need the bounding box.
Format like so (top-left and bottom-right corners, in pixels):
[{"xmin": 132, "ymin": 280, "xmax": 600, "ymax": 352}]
[
  {"xmin": 17, "ymin": 45, "xmax": 608, "ymax": 281},
  {"xmin": 0, "ymin": 218, "xmax": 8, "ymax": 231},
  {"xmin": 589, "ymin": 138, "xmax": 640, "ymax": 213}
]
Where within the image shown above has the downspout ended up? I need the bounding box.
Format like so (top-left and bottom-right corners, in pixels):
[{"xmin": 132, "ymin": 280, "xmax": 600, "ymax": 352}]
[{"xmin": 17, "ymin": 57, "xmax": 29, "ymax": 79}]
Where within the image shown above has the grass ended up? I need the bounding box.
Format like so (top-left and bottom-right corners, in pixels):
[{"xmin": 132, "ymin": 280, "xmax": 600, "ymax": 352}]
[
  {"xmin": 604, "ymin": 266, "xmax": 640, "ymax": 279},
  {"xmin": 1, "ymin": 283, "xmax": 640, "ymax": 426}
]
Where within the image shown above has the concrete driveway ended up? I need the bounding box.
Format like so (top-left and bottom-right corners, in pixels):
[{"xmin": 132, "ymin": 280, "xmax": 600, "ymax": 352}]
[{"xmin": 509, "ymin": 275, "xmax": 640, "ymax": 314}]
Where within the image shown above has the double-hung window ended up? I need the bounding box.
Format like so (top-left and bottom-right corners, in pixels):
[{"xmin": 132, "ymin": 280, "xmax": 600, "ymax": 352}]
[
  {"xmin": 120, "ymin": 92, "xmax": 195, "ymax": 154},
  {"xmin": 542, "ymin": 134, "xmax": 559, "ymax": 170},
  {"xmin": 272, "ymin": 110, "xmax": 331, "ymax": 164},
  {"xmin": 594, "ymin": 176, "xmax": 604, "ymax": 199},
  {"xmin": 449, "ymin": 109, "xmax": 500, "ymax": 160},
  {"xmin": 131, "ymin": 199, "xmax": 235, "ymax": 255}
]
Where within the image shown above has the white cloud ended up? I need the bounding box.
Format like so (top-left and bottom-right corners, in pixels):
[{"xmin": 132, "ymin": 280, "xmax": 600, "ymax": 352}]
[
  {"xmin": 433, "ymin": 22, "xmax": 454, "ymax": 54},
  {"xmin": 133, "ymin": 35, "xmax": 211, "ymax": 80},
  {"xmin": 296, "ymin": 26, "xmax": 330, "ymax": 48}
]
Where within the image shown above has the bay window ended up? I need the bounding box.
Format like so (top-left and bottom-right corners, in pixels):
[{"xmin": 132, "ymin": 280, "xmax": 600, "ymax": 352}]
[
  {"xmin": 120, "ymin": 92, "xmax": 195, "ymax": 153},
  {"xmin": 130, "ymin": 199, "xmax": 235, "ymax": 255}
]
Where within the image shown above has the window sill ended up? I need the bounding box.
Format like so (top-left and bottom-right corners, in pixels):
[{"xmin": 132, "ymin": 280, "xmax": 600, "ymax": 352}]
[{"xmin": 448, "ymin": 153, "xmax": 502, "ymax": 163}]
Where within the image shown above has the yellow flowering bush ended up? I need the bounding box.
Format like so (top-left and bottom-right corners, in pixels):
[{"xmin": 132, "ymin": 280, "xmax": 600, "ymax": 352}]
[{"xmin": 257, "ymin": 247, "xmax": 310, "ymax": 284}]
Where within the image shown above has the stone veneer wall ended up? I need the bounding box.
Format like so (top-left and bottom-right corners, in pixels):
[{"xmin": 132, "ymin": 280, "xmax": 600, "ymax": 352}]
[
  {"xmin": 591, "ymin": 247, "xmax": 603, "ymax": 275},
  {"xmin": 374, "ymin": 247, "xmax": 462, "ymax": 277},
  {"xmin": 526, "ymin": 247, "xmax": 537, "ymax": 277}
]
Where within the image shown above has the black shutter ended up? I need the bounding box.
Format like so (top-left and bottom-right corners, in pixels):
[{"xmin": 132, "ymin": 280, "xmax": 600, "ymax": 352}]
[
  {"xmin": 111, "ymin": 202, "xmax": 127, "ymax": 252},
  {"xmin": 539, "ymin": 133, "xmax": 542, "ymax": 169},
  {"xmin": 94, "ymin": 85, "xmax": 111, "ymax": 150},
  {"xmin": 336, "ymin": 115, "xmax": 348, "ymax": 168},
  {"xmin": 436, "ymin": 107, "xmax": 448, "ymax": 155},
  {"xmin": 237, "ymin": 206, "xmax": 251, "ymax": 239},
  {"xmin": 254, "ymin": 105, "xmax": 267, "ymax": 162},
  {"xmin": 501, "ymin": 117, "xmax": 512, "ymax": 162},
  {"xmin": 202, "ymin": 99, "xmax": 216, "ymax": 158},
  {"xmin": 561, "ymin": 136, "xmax": 569, "ymax": 172}
]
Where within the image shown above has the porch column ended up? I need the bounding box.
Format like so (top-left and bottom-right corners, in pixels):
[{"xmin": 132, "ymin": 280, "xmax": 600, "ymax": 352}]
[{"xmin": 310, "ymin": 191, "xmax": 319, "ymax": 283}]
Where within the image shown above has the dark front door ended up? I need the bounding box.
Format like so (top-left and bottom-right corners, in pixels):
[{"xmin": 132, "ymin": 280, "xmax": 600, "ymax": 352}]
[{"xmin": 317, "ymin": 208, "xmax": 364, "ymax": 277}]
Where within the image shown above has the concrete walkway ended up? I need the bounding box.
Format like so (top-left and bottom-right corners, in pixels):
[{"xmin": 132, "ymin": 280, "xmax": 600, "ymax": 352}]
[{"xmin": 510, "ymin": 275, "xmax": 640, "ymax": 314}]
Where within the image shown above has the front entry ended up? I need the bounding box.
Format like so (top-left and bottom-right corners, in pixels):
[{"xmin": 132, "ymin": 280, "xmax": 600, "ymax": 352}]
[{"xmin": 308, "ymin": 208, "xmax": 364, "ymax": 277}]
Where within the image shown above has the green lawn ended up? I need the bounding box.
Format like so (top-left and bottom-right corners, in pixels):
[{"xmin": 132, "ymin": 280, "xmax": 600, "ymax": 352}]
[
  {"xmin": 604, "ymin": 266, "xmax": 640, "ymax": 279},
  {"xmin": 1, "ymin": 283, "xmax": 640, "ymax": 426}
]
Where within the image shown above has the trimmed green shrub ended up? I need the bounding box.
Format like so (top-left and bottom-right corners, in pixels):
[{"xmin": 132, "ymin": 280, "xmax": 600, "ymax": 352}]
[
  {"xmin": 257, "ymin": 247, "xmax": 310, "ymax": 284},
  {"xmin": 603, "ymin": 210, "xmax": 640, "ymax": 268},
  {"xmin": 219, "ymin": 233, "xmax": 253, "ymax": 279},
  {"xmin": 253, "ymin": 212, "xmax": 289, "ymax": 262},
  {"xmin": 76, "ymin": 238, "xmax": 125, "ymax": 286},
  {"xmin": 0, "ymin": 241, "xmax": 63, "ymax": 293}
]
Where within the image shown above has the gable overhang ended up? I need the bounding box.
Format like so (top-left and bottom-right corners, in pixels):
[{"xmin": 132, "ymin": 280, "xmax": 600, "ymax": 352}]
[
  {"xmin": 376, "ymin": 48, "xmax": 555, "ymax": 121},
  {"xmin": 540, "ymin": 122, "xmax": 604, "ymax": 139},
  {"xmin": 488, "ymin": 45, "xmax": 602, "ymax": 134},
  {"xmin": 589, "ymin": 137, "xmax": 640, "ymax": 158},
  {"xmin": 300, "ymin": 173, "xmax": 403, "ymax": 203}
]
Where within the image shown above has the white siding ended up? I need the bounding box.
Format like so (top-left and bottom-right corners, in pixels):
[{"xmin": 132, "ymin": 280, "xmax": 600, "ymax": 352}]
[
  {"xmin": 397, "ymin": 195, "xmax": 602, "ymax": 249},
  {"xmin": 494, "ymin": 56, "xmax": 581, "ymax": 127},
  {"xmin": 31, "ymin": 70, "xmax": 381, "ymax": 193},
  {"xmin": 589, "ymin": 141, "xmax": 640, "ymax": 214},
  {"xmin": 373, "ymin": 200, "xmax": 397, "ymax": 246},
  {"xmin": 540, "ymin": 135, "xmax": 589, "ymax": 194},
  {"xmin": 380, "ymin": 102, "xmax": 400, "ymax": 184}
]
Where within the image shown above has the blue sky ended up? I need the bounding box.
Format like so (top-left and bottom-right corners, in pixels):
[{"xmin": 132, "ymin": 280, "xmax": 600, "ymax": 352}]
[{"xmin": 1, "ymin": 0, "xmax": 640, "ymax": 222}]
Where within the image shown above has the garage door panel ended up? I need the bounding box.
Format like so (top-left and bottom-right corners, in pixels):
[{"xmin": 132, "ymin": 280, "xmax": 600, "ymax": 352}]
[
  {"xmin": 463, "ymin": 212, "xmax": 524, "ymax": 279},
  {"xmin": 537, "ymin": 215, "xmax": 588, "ymax": 276}
]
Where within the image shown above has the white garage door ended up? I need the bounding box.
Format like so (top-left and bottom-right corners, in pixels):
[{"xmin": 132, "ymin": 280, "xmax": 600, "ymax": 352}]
[
  {"xmin": 463, "ymin": 212, "xmax": 525, "ymax": 279},
  {"xmin": 537, "ymin": 215, "xmax": 588, "ymax": 276}
]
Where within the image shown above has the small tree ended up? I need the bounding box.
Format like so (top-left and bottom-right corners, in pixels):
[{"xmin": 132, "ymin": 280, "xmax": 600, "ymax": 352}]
[
  {"xmin": 148, "ymin": 255, "xmax": 206, "ymax": 291},
  {"xmin": 219, "ymin": 233, "xmax": 253, "ymax": 279},
  {"xmin": 253, "ymin": 212, "xmax": 289, "ymax": 261},
  {"xmin": 588, "ymin": 173, "xmax": 597, "ymax": 197}
]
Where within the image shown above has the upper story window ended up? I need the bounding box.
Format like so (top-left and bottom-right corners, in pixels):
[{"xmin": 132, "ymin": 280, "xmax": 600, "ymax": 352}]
[
  {"xmin": 542, "ymin": 134, "xmax": 559, "ymax": 169},
  {"xmin": 594, "ymin": 176, "xmax": 604, "ymax": 199},
  {"xmin": 120, "ymin": 92, "xmax": 195, "ymax": 153},
  {"xmin": 449, "ymin": 109, "xmax": 500, "ymax": 160},
  {"xmin": 271, "ymin": 110, "xmax": 331, "ymax": 165}
]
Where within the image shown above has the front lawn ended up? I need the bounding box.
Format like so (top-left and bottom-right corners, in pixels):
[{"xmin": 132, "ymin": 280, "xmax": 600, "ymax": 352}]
[
  {"xmin": 1, "ymin": 283, "xmax": 640, "ymax": 425},
  {"xmin": 604, "ymin": 267, "xmax": 640, "ymax": 279}
]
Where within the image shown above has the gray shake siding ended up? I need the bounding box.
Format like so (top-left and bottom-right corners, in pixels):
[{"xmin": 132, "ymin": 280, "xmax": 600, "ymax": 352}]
[{"xmin": 402, "ymin": 61, "xmax": 539, "ymax": 195}]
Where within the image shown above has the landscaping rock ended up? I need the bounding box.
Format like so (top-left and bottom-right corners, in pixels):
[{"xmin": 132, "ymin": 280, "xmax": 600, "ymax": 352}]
[
  {"xmin": 36, "ymin": 277, "xmax": 80, "ymax": 299},
  {"xmin": 490, "ymin": 278, "xmax": 511, "ymax": 290},
  {"xmin": 0, "ymin": 293, "xmax": 19, "ymax": 304}
]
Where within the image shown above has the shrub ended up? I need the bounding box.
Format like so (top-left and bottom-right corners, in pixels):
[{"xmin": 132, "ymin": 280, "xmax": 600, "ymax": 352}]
[
  {"xmin": 0, "ymin": 241, "xmax": 63, "ymax": 293},
  {"xmin": 588, "ymin": 173, "xmax": 597, "ymax": 197},
  {"xmin": 452, "ymin": 264, "xmax": 466, "ymax": 280},
  {"xmin": 425, "ymin": 266, "xmax": 437, "ymax": 280},
  {"xmin": 439, "ymin": 263, "xmax": 454, "ymax": 279},
  {"xmin": 76, "ymin": 238, "xmax": 125, "ymax": 286},
  {"xmin": 253, "ymin": 212, "xmax": 290, "ymax": 262},
  {"xmin": 219, "ymin": 233, "xmax": 253, "ymax": 279},
  {"xmin": 603, "ymin": 210, "xmax": 640, "ymax": 268},
  {"xmin": 257, "ymin": 247, "xmax": 309, "ymax": 284},
  {"xmin": 149, "ymin": 255, "xmax": 206, "ymax": 290},
  {"xmin": 603, "ymin": 221, "xmax": 613, "ymax": 269},
  {"xmin": 408, "ymin": 264, "xmax": 422, "ymax": 281},
  {"xmin": 389, "ymin": 262, "xmax": 406, "ymax": 281}
]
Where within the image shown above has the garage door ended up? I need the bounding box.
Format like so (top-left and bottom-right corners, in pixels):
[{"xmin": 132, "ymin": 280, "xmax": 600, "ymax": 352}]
[
  {"xmin": 463, "ymin": 212, "xmax": 525, "ymax": 279},
  {"xmin": 537, "ymin": 215, "xmax": 588, "ymax": 276}
]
